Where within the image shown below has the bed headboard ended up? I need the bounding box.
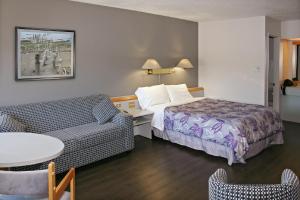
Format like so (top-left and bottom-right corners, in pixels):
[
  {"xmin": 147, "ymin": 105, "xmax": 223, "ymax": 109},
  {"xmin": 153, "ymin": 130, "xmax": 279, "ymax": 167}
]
[{"xmin": 111, "ymin": 87, "xmax": 204, "ymax": 110}]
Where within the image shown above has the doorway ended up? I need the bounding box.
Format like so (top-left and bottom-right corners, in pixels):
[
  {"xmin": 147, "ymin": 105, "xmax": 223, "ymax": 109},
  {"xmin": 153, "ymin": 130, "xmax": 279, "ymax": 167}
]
[
  {"xmin": 266, "ymin": 35, "xmax": 280, "ymax": 111},
  {"xmin": 268, "ymin": 37, "xmax": 275, "ymax": 107}
]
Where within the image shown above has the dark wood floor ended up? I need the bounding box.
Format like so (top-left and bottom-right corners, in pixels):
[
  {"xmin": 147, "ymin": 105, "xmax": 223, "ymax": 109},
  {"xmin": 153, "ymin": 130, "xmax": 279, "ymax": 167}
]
[{"xmin": 75, "ymin": 121, "xmax": 300, "ymax": 200}]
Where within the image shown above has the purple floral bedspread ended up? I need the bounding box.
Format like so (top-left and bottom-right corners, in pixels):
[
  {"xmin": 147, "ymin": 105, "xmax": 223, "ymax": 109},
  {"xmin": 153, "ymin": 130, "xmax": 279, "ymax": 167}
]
[{"xmin": 164, "ymin": 98, "xmax": 283, "ymax": 161}]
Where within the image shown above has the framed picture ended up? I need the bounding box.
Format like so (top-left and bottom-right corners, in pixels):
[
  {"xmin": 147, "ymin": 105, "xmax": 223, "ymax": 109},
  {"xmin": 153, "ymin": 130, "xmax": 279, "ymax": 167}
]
[{"xmin": 15, "ymin": 27, "xmax": 75, "ymax": 81}]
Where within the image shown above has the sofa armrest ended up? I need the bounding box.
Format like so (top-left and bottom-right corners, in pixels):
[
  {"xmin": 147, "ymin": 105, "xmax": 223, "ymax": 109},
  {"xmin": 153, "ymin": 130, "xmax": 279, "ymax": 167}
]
[
  {"xmin": 209, "ymin": 168, "xmax": 228, "ymax": 184},
  {"xmin": 112, "ymin": 112, "xmax": 132, "ymax": 126},
  {"xmin": 112, "ymin": 112, "xmax": 134, "ymax": 150},
  {"xmin": 281, "ymin": 169, "xmax": 299, "ymax": 186}
]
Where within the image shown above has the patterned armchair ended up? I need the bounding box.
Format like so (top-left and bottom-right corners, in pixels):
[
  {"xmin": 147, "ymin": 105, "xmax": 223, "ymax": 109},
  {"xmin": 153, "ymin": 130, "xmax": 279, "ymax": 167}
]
[{"xmin": 209, "ymin": 168, "xmax": 300, "ymax": 200}]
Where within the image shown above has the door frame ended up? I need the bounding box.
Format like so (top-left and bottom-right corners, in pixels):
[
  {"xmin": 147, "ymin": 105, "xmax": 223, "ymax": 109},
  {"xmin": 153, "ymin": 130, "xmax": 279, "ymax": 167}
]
[
  {"xmin": 265, "ymin": 33, "xmax": 280, "ymax": 112},
  {"xmin": 297, "ymin": 45, "xmax": 299, "ymax": 80}
]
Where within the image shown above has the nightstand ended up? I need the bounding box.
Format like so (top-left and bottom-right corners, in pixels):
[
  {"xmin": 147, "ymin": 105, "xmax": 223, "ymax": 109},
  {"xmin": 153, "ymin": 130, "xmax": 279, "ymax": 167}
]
[{"xmin": 125, "ymin": 109, "xmax": 154, "ymax": 139}]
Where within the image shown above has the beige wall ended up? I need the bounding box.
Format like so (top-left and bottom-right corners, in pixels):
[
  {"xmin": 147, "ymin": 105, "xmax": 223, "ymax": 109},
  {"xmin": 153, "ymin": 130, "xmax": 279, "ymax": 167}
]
[
  {"xmin": 198, "ymin": 16, "xmax": 282, "ymax": 106},
  {"xmin": 198, "ymin": 16, "xmax": 266, "ymax": 105},
  {"xmin": 281, "ymin": 20, "xmax": 300, "ymax": 39},
  {"xmin": 0, "ymin": 0, "xmax": 198, "ymax": 106}
]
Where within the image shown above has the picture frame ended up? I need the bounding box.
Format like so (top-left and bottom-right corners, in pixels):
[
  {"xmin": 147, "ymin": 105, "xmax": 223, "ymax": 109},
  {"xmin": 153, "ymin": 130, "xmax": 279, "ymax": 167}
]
[{"xmin": 15, "ymin": 27, "xmax": 76, "ymax": 81}]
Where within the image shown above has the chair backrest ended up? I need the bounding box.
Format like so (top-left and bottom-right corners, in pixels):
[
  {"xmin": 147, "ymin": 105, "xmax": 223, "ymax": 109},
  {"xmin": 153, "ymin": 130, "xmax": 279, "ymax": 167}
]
[
  {"xmin": 0, "ymin": 162, "xmax": 75, "ymax": 200},
  {"xmin": 0, "ymin": 169, "xmax": 48, "ymax": 197},
  {"xmin": 48, "ymin": 162, "xmax": 75, "ymax": 200},
  {"xmin": 209, "ymin": 168, "xmax": 300, "ymax": 200}
]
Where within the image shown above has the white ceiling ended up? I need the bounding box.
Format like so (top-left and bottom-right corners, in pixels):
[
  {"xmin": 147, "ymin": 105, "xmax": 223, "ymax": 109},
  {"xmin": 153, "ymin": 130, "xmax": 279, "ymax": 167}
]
[{"xmin": 70, "ymin": 0, "xmax": 300, "ymax": 22}]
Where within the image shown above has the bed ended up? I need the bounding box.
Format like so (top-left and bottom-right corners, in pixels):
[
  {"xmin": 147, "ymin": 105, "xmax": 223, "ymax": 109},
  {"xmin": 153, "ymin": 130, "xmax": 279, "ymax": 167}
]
[{"xmin": 135, "ymin": 84, "xmax": 284, "ymax": 165}]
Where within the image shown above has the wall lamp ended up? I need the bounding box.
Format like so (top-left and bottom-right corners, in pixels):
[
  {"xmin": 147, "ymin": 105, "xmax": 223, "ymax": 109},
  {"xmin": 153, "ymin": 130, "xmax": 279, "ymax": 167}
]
[
  {"xmin": 142, "ymin": 58, "xmax": 194, "ymax": 75},
  {"xmin": 141, "ymin": 58, "xmax": 161, "ymax": 74}
]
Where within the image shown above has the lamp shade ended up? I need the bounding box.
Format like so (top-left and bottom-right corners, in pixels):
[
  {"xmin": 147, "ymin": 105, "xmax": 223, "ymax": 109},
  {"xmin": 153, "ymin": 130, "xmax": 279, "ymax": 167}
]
[
  {"xmin": 142, "ymin": 59, "xmax": 161, "ymax": 69},
  {"xmin": 176, "ymin": 58, "xmax": 194, "ymax": 69}
]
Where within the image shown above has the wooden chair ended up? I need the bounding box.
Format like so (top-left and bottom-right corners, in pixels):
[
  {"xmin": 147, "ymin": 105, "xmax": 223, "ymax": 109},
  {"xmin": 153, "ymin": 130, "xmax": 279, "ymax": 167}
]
[
  {"xmin": 0, "ymin": 162, "xmax": 75, "ymax": 200},
  {"xmin": 48, "ymin": 162, "xmax": 75, "ymax": 200}
]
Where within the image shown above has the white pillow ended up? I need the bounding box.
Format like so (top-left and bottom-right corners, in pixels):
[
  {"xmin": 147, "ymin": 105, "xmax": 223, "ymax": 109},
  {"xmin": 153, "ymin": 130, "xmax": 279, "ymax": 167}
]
[
  {"xmin": 166, "ymin": 84, "xmax": 193, "ymax": 102},
  {"xmin": 135, "ymin": 87, "xmax": 149, "ymax": 109},
  {"xmin": 135, "ymin": 84, "xmax": 170, "ymax": 109}
]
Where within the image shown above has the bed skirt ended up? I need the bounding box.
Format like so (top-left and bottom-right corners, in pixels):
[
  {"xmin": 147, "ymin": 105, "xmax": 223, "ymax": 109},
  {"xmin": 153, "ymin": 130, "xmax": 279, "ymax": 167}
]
[{"xmin": 152, "ymin": 128, "xmax": 284, "ymax": 165}]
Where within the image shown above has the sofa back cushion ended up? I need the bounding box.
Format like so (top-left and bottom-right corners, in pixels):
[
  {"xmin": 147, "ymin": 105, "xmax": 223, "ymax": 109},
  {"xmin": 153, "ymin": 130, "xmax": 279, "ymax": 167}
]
[
  {"xmin": 0, "ymin": 94, "xmax": 104, "ymax": 133},
  {"xmin": 0, "ymin": 112, "xmax": 27, "ymax": 132}
]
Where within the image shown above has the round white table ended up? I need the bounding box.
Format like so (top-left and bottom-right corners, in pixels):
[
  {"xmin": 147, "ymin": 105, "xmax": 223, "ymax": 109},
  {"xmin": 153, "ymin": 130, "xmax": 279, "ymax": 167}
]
[{"xmin": 0, "ymin": 132, "xmax": 64, "ymax": 168}]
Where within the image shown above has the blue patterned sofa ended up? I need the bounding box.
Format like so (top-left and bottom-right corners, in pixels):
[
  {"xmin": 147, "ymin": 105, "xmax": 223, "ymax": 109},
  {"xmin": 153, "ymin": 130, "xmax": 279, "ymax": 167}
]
[{"xmin": 0, "ymin": 94, "xmax": 134, "ymax": 173}]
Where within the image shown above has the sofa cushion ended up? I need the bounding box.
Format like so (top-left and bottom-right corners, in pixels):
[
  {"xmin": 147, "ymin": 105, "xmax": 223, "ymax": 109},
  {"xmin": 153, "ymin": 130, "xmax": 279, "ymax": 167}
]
[
  {"xmin": 92, "ymin": 96, "xmax": 120, "ymax": 124},
  {"xmin": 45, "ymin": 122, "xmax": 124, "ymax": 153},
  {"xmin": 75, "ymin": 122, "xmax": 125, "ymax": 149},
  {"xmin": 0, "ymin": 112, "xmax": 27, "ymax": 133}
]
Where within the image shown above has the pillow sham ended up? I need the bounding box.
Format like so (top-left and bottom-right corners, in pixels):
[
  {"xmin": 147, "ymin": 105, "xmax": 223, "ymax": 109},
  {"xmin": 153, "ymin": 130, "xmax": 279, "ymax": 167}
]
[
  {"xmin": 135, "ymin": 87, "xmax": 148, "ymax": 109},
  {"xmin": 92, "ymin": 96, "xmax": 120, "ymax": 124},
  {"xmin": 135, "ymin": 84, "xmax": 170, "ymax": 109},
  {"xmin": 0, "ymin": 112, "xmax": 27, "ymax": 132},
  {"xmin": 166, "ymin": 84, "xmax": 193, "ymax": 102}
]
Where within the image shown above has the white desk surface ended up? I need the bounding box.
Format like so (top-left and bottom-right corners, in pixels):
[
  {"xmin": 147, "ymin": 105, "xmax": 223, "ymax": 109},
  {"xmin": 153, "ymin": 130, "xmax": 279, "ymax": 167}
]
[{"xmin": 0, "ymin": 132, "xmax": 64, "ymax": 168}]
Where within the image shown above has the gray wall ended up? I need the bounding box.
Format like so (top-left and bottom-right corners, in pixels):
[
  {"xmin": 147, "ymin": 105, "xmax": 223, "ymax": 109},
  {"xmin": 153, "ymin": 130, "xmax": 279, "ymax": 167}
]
[{"xmin": 0, "ymin": 0, "xmax": 198, "ymax": 106}]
